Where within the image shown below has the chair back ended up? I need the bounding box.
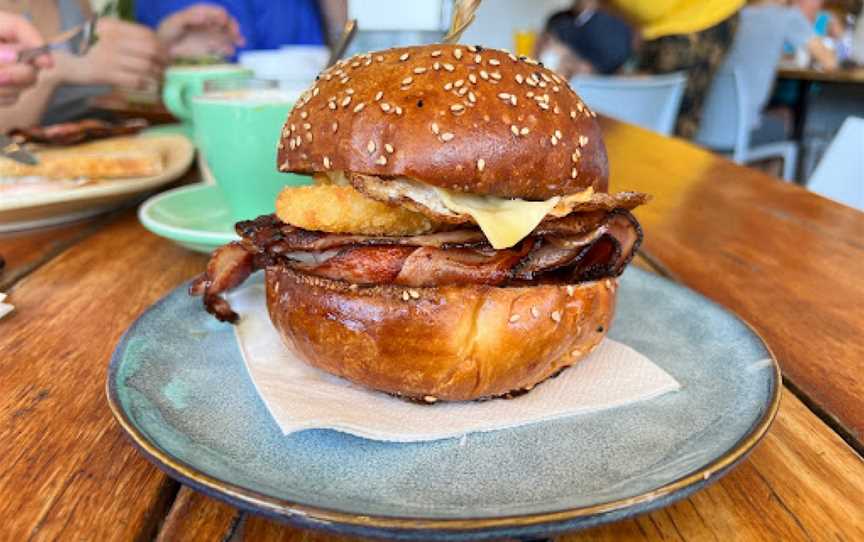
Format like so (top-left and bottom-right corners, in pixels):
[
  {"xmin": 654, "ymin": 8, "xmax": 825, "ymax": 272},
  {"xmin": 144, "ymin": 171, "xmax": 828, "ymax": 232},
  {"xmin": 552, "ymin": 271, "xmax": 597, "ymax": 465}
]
[
  {"xmin": 695, "ymin": 67, "xmax": 750, "ymax": 162},
  {"xmin": 571, "ymin": 72, "xmax": 686, "ymax": 135},
  {"xmin": 808, "ymin": 117, "xmax": 864, "ymax": 211}
]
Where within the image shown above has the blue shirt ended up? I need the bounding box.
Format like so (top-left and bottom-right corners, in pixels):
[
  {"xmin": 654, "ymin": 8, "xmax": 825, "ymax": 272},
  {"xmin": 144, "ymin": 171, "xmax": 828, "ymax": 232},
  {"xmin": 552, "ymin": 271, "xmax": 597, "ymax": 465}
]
[{"xmin": 135, "ymin": 0, "xmax": 326, "ymax": 52}]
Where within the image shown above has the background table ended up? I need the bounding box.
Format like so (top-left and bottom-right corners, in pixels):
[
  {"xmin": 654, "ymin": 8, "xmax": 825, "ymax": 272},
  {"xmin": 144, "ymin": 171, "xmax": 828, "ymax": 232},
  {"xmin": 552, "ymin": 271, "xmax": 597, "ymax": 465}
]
[{"xmin": 1, "ymin": 119, "xmax": 863, "ymax": 540}]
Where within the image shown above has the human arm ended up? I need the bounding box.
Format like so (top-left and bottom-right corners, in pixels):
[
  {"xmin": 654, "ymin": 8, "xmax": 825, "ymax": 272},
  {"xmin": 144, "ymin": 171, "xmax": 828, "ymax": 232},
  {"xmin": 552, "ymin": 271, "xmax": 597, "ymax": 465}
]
[
  {"xmin": 156, "ymin": 3, "xmax": 244, "ymax": 59},
  {"xmin": 0, "ymin": 12, "xmax": 51, "ymax": 106}
]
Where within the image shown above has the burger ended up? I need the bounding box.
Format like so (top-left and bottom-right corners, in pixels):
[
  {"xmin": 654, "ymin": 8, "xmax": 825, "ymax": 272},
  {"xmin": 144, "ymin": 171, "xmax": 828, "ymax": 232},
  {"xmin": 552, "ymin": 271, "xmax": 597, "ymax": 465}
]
[{"xmin": 191, "ymin": 44, "xmax": 649, "ymax": 402}]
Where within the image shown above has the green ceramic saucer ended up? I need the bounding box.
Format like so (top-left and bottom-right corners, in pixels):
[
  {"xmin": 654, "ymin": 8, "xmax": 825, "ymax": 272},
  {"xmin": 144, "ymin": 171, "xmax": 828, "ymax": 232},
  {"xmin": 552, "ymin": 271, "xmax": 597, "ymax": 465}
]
[{"xmin": 138, "ymin": 183, "xmax": 238, "ymax": 253}]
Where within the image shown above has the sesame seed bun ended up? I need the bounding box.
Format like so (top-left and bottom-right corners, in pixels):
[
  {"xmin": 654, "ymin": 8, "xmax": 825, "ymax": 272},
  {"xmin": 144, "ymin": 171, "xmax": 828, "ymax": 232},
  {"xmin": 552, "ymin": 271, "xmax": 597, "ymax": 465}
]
[
  {"xmin": 277, "ymin": 44, "xmax": 608, "ymax": 200},
  {"xmin": 266, "ymin": 266, "xmax": 616, "ymax": 402}
]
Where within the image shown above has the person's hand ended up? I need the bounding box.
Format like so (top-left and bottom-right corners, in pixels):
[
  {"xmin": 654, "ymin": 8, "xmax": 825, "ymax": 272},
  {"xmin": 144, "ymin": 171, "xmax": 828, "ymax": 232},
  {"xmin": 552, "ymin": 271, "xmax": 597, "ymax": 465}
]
[
  {"xmin": 0, "ymin": 13, "xmax": 52, "ymax": 106},
  {"xmin": 157, "ymin": 4, "xmax": 244, "ymax": 60},
  {"xmin": 52, "ymin": 18, "xmax": 165, "ymax": 90}
]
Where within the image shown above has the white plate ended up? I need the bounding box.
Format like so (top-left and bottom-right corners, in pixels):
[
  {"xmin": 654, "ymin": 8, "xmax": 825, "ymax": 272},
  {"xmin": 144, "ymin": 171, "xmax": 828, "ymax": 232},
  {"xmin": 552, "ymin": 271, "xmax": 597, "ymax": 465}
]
[{"xmin": 0, "ymin": 133, "xmax": 195, "ymax": 232}]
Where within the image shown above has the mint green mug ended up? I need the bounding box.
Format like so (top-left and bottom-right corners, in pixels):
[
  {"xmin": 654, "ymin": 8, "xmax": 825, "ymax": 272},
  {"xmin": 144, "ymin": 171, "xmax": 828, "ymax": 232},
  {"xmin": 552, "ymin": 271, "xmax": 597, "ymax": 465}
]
[
  {"xmin": 192, "ymin": 78, "xmax": 311, "ymax": 221},
  {"xmin": 163, "ymin": 65, "xmax": 253, "ymax": 123}
]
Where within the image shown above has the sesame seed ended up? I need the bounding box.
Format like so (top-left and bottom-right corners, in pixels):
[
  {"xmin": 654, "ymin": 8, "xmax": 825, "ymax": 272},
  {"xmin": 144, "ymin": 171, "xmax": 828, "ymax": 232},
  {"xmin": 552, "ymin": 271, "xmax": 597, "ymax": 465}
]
[
  {"xmin": 395, "ymin": 106, "xmax": 403, "ymax": 115},
  {"xmin": 457, "ymin": 87, "xmax": 467, "ymax": 96},
  {"xmin": 509, "ymin": 314, "xmax": 521, "ymax": 323},
  {"xmin": 554, "ymin": 105, "xmax": 560, "ymax": 114},
  {"xmin": 477, "ymin": 158, "xmax": 485, "ymax": 171},
  {"xmin": 453, "ymin": 48, "xmax": 463, "ymax": 59},
  {"xmin": 526, "ymin": 91, "xmax": 535, "ymax": 98},
  {"xmin": 380, "ymin": 102, "xmax": 391, "ymax": 112},
  {"xmin": 538, "ymin": 102, "xmax": 550, "ymax": 110},
  {"xmin": 402, "ymin": 290, "xmax": 410, "ymax": 301},
  {"xmin": 541, "ymin": 72, "xmax": 552, "ymax": 82},
  {"xmin": 443, "ymin": 63, "xmax": 455, "ymax": 72},
  {"xmin": 302, "ymin": 122, "xmax": 311, "ymax": 130},
  {"xmin": 571, "ymin": 151, "xmax": 579, "ymax": 162},
  {"xmin": 300, "ymin": 111, "xmax": 308, "ymax": 119},
  {"xmin": 579, "ymin": 135, "xmax": 589, "ymax": 146},
  {"xmin": 440, "ymin": 132, "xmax": 455, "ymax": 142},
  {"xmin": 374, "ymin": 91, "xmax": 383, "ymax": 102},
  {"xmin": 474, "ymin": 54, "xmax": 482, "ymax": 63},
  {"xmin": 290, "ymin": 123, "xmax": 296, "ymax": 132},
  {"xmin": 399, "ymin": 52, "xmax": 410, "ymax": 61},
  {"xmin": 367, "ymin": 140, "xmax": 376, "ymax": 154},
  {"xmin": 498, "ymin": 92, "xmax": 510, "ymax": 100},
  {"xmin": 525, "ymin": 57, "xmax": 538, "ymax": 65},
  {"xmin": 551, "ymin": 311, "xmax": 562, "ymax": 322},
  {"xmin": 520, "ymin": 127, "xmax": 530, "ymax": 135},
  {"xmin": 341, "ymin": 96, "xmax": 351, "ymax": 107},
  {"xmin": 408, "ymin": 289, "xmax": 420, "ymax": 299},
  {"xmin": 364, "ymin": 58, "xmax": 372, "ymax": 66},
  {"xmin": 376, "ymin": 55, "xmax": 384, "ymax": 62},
  {"xmin": 431, "ymin": 122, "xmax": 440, "ymax": 135},
  {"xmin": 553, "ymin": 86, "xmax": 560, "ymax": 93},
  {"xmin": 551, "ymin": 136, "xmax": 558, "ymax": 146},
  {"xmin": 351, "ymin": 61, "xmax": 360, "ymax": 68},
  {"xmin": 510, "ymin": 95, "xmax": 517, "ymax": 106},
  {"xmin": 468, "ymin": 45, "xmax": 478, "ymax": 52},
  {"xmin": 555, "ymin": 129, "xmax": 563, "ymax": 139},
  {"xmin": 289, "ymin": 138, "xmax": 296, "ymax": 150},
  {"xmin": 402, "ymin": 76, "xmax": 413, "ymax": 86},
  {"xmin": 444, "ymin": 82, "xmax": 453, "ymax": 91},
  {"xmin": 531, "ymin": 307, "xmax": 540, "ymax": 318},
  {"xmin": 353, "ymin": 103, "xmax": 365, "ymax": 113},
  {"xmin": 450, "ymin": 104, "xmax": 465, "ymax": 113},
  {"xmin": 526, "ymin": 78, "xmax": 537, "ymax": 87},
  {"xmin": 324, "ymin": 73, "xmax": 332, "ymax": 81},
  {"xmin": 468, "ymin": 91, "xmax": 477, "ymax": 103},
  {"xmin": 305, "ymin": 132, "xmax": 313, "ymax": 142},
  {"xmin": 515, "ymin": 74, "xmax": 524, "ymax": 84},
  {"xmin": 454, "ymin": 79, "xmax": 464, "ymax": 88},
  {"xmin": 433, "ymin": 61, "xmax": 441, "ymax": 71},
  {"xmin": 480, "ymin": 70, "xmax": 489, "ymax": 80},
  {"xmin": 423, "ymin": 395, "xmax": 438, "ymax": 404},
  {"xmin": 571, "ymin": 167, "xmax": 578, "ymax": 178},
  {"xmin": 340, "ymin": 76, "xmax": 350, "ymax": 84},
  {"xmin": 508, "ymin": 53, "xmax": 518, "ymax": 61},
  {"xmin": 345, "ymin": 88, "xmax": 355, "ymax": 95},
  {"xmin": 511, "ymin": 125, "xmax": 519, "ymax": 136},
  {"xmin": 490, "ymin": 71, "xmax": 502, "ymax": 80},
  {"xmin": 332, "ymin": 121, "xmax": 338, "ymax": 133},
  {"xmin": 489, "ymin": 58, "xmax": 501, "ymax": 66},
  {"xmin": 570, "ymin": 110, "xmax": 577, "ymax": 119},
  {"xmin": 376, "ymin": 155, "xmax": 388, "ymax": 165},
  {"xmin": 323, "ymin": 156, "xmax": 331, "ymax": 168},
  {"xmin": 312, "ymin": 87, "xmax": 320, "ymax": 96},
  {"xmin": 577, "ymin": 102, "xmax": 584, "ymax": 112},
  {"xmin": 468, "ymin": 73, "xmax": 478, "ymax": 84},
  {"xmin": 385, "ymin": 143, "xmax": 394, "ymax": 154},
  {"xmin": 566, "ymin": 285, "xmax": 575, "ymax": 296},
  {"xmin": 431, "ymin": 50, "xmax": 442, "ymax": 57},
  {"xmin": 414, "ymin": 67, "xmax": 427, "ymax": 74}
]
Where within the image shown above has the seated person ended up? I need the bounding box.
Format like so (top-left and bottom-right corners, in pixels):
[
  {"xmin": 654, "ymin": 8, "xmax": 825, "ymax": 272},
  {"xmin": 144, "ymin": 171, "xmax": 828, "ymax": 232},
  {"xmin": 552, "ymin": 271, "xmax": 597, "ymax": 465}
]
[
  {"xmin": 136, "ymin": 0, "xmax": 347, "ymax": 50},
  {"xmin": 0, "ymin": 1, "xmax": 242, "ymax": 131},
  {"xmin": 535, "ymin": 0, "xmax": 634, "ymax": 78},
  {"xmin": 0, "ymin": 12, "xmax": 51, "ymax": 106},
  {"xmin": 722, "ymin": 0, "xmax": 837, "ymax": 145}
]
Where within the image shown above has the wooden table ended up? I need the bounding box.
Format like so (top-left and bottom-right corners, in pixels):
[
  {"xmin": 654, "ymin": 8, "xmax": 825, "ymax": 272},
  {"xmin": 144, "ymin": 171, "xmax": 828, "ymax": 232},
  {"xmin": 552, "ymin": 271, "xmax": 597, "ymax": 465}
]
[{"xmin": 1, "ymin": 119, "xmax": 863, "ymax": 540}]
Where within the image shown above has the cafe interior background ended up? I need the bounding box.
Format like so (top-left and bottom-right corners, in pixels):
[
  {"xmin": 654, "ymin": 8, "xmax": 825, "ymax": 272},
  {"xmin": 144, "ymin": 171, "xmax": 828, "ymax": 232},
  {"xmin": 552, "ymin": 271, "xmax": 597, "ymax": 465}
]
[{"xmin": 1, "ymin": 0, "xmax": 864, "ymax": 540}]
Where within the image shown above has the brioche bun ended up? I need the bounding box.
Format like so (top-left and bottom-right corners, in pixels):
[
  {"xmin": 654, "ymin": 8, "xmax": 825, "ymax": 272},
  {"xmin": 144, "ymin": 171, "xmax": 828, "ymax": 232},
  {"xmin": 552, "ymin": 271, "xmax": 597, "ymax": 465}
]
[
  {"xmin": 265, "ymin": 267, "xmax": 616, "ymax": 402},
  {"xmin": 276, "ymin": 44, "xmax": 608, "ymax": 200}
]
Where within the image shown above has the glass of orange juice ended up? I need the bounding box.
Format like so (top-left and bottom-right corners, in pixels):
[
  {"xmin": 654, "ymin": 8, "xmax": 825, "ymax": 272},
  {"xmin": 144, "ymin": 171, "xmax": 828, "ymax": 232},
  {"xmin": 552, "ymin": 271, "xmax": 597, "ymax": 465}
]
[{"xmin": 514, "ymin": 29, "xmax": 537, "ymax": 57}]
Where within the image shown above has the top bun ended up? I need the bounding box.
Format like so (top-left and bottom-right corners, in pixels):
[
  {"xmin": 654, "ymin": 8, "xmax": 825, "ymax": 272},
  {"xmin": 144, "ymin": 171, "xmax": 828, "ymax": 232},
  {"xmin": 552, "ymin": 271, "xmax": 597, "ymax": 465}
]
[{"xmin": 276, "ymin": 44, "xmax": 608, "ymax": 200}]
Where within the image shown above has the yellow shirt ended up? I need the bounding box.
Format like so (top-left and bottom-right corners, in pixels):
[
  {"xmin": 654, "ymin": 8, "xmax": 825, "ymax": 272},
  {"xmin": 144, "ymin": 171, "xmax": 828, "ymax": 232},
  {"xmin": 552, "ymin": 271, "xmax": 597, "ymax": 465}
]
[{"xmin": 610, "ymin": 0, "xmax": 744, "ymax": 40}]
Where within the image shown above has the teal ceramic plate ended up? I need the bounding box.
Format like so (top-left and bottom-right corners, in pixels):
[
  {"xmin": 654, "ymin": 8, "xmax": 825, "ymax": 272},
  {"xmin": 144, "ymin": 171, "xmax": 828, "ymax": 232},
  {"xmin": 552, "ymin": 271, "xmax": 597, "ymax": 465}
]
[
  {"xmin": 107, "ymin": 268, "xmax": 780, "ymax": 540},
  {"xmin": 138, "ymin": 183, "xmax": 237, "ymax": 253}
]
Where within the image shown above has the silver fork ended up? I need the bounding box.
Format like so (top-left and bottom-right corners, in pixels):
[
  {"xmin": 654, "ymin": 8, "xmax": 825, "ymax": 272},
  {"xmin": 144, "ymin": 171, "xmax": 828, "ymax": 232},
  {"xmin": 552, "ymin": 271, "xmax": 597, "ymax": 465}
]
[{"xmin": 16, "ymin": 15, "xmax": 98, "ymax": 63}]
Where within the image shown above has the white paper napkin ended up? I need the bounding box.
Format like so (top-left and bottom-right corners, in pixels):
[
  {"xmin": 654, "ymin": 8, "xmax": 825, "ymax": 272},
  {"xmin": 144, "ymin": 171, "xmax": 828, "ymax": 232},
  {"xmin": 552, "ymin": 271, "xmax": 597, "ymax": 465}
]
[
  {"xmin": 0, "ymin": 293, "xmax": 13, "ymax": 321},
  {"xmin": 230, "ymin": 281, "xmax": 680, "ymax": 442}
]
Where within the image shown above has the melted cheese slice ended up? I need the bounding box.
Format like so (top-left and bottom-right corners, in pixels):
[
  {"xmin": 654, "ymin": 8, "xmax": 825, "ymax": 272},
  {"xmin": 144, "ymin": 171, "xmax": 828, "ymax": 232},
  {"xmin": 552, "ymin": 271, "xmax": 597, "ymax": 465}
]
[{"xmin": 434, "ymin": 188, "xmax": 561, "ymax": 249}]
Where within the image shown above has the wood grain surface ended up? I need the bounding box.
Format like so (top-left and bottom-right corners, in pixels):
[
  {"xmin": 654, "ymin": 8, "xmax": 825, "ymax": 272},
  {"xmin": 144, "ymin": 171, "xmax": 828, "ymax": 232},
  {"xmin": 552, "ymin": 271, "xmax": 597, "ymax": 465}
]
[
  {"xmin": 149, "ymin": 391, "xmax": 864, "ymax": 541},
  {"xmin": 1, "ymin": 120, "xmax": 863, "ymax": 540},
  {"xmin": 601, "ymin": 118, "xmax": 864, "ymax": 450},
  {"xmin": 0, "ymin": 217, "xmax": 105, "ymax": 290},
  {"xmin": 0, "ymin": 213, "xmax": 205, "ymax": 540},
  {"xmin": 778, "ymin": 66, "xmax": 864, "ymax": 83}
]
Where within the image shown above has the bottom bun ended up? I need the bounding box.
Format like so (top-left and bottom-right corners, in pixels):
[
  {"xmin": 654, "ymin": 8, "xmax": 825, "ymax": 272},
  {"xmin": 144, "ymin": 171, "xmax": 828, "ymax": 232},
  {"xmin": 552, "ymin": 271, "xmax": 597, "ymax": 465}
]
[{"xmin": 265, "ymin": 267, "xmax": 617, "ymax": 402}]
